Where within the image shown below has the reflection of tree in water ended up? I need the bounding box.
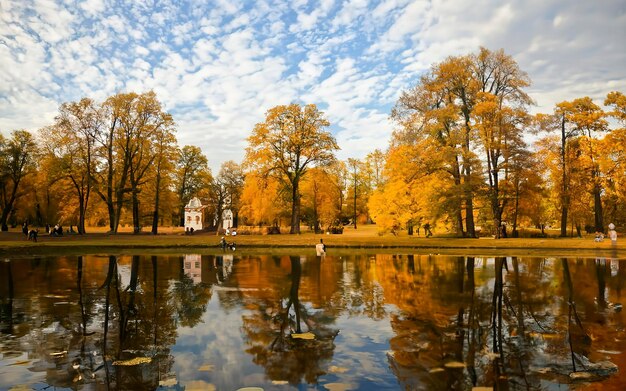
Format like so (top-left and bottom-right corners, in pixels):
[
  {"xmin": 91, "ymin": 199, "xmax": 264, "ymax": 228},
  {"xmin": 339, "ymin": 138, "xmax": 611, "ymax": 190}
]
[
  {"xmin": 0, "ymin": 259, "xmax": 14, "ymax": 334},
  {"xmin": 242, "ymin": 256, "xmax": 339, "ymax": 385},
  {"xmin": 324, "ymin": 254, "xmax": 387, "ymax": 320},
  {"xmin": 171, "ymin": 275, "xmax": 212, "ymax": 327},
  {"xmin": 2, "ymin": 255, "xmax": 208, "ymax": 389},
  {"xmin": 94, "ymin": 255, "xmax": 208, "ymax": 389},
  {"xmin": 385, "ymin": 255, "xmax": 620, "ymax": 389}
]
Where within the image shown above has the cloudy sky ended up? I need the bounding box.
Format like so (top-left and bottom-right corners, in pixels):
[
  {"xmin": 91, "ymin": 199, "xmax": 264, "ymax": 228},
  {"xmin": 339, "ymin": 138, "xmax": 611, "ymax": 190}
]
[{"xmin": 1, "ymin": 0, "xmax": 625, "ymax": 170}]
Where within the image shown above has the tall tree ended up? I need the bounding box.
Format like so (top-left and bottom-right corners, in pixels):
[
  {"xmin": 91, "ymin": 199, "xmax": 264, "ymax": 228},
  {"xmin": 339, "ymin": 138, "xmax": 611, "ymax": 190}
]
[
  {"xmin": 215, "ymin": 160, "xmax": 244, "ymax": 229},
  {"xmin": 174, "ymin": 145, "xmax": 211, "ymax": 226},
  {"xmin": 472, "ymin": 48, "xmax": 532, "ymax": 238},
  {"xmin": 558, "ymin": 98, "xmax": 608, "ymax": 232},
  {"xmin": 0, "ymin": 130, "xmax": 38, "ymax": 231},
  {"xmin": 46, "ymin": 98, "xmax": 102, "ymax": 234},
  {"xmin": 347, "ymin": 158, "xmax": 360, "ymax": 229},
  {"xmin": 365, "ymin": 149, "xmax": 385, "ymax": 189},
  {"xmin": 150, "ymin": 124, "xmax": 177, "ymax": 234},
  {"xmin": 245, "ymin": 104, "xmax": 339, "ymax": 234}
]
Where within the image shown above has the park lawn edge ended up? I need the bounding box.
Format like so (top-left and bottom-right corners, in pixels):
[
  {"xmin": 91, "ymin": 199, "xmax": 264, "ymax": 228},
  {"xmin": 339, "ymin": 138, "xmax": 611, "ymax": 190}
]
[{"xmin": 1, "ymin": 234, "xmax": 623, "ymax": 258}]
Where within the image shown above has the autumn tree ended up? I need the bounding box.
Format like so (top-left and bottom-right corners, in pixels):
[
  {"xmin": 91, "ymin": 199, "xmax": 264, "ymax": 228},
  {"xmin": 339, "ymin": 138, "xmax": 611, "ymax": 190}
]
[
  {"xmin": 559, "ymin": 98, "xmax": 608, "ymax": 232},
  {"xmin": 0, "ymin": 130, "xmax": 38, "ymax": 231},
  {"xmin": 365, "ymin": 149, "xmax": 385, "ymax": 189},
  {"xmin": 600, "ymin": 91, "xmax": 626, "ymax": 227},
  {"xmin": 43, "ymin": 98, "xmax": 102, "ymax": 234},
  {"xmin": 301, "ymin": 167, "xmax": 341, "ymax": 233},
  {"xmin": 212, "ymin": 161, "xmax": 244, "ymax": 231},
  {"xmin": 245, "ymin": 104, "xmax": 339, "ymax": 234},
  {"xmin": 149, "ymin": 124, "xmax": 178, "ymax": 234},
  {"xmin": 239, "ymin": 173, "xmax": 287, "ymax": 228},
  {"xmin": 391, "ymin": 54, "xmax": 476, "ymax": 236},
  {"xmin": 472, "ymin": 48, "xmax": 532, "ymax": 237},
  {"xmin": 174, "ymin": 145, "xmax": 212, "ymax": 227}
]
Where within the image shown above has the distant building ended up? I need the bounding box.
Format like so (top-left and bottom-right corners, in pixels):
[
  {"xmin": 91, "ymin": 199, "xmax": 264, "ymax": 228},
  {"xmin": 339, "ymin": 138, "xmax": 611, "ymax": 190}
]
[
  {"xmin": 222, "ymin": 209, "xmax": 233, "ymax": 231},
  {"xmin": 184, "ymin": 197, "xmax": 206, "ymax": 231}
]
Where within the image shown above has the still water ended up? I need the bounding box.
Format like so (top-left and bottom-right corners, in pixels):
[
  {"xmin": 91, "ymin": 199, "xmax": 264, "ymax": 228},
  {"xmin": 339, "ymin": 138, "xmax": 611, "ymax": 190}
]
[{"xmin": 1, "ymin": 253, "xmax": 625, "ymax": 390}]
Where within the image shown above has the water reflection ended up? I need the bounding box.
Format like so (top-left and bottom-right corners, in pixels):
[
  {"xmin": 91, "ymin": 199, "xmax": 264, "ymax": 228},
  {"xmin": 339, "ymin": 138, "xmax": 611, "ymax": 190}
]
[{"xmin": 0, "ymin": 254, "xmax": 625, "ymax": 390}]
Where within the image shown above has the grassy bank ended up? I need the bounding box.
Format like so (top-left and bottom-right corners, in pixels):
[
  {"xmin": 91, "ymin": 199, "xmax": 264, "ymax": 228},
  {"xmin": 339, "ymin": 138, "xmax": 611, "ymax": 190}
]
[{"xmin": 1, "ymin": 225, "xmax": 623, "ymax": 258}]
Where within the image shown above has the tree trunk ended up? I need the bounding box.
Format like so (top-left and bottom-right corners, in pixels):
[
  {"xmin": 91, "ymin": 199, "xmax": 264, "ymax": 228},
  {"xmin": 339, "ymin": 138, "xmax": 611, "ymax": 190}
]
[
  {"xmin": 151, "ymin": 172, "xmax": 161, "ymax": 235},
  {"xmin": 0, "ymin": 180, "xmax": 20, "ymax": 231},
  {"xmin": 560, "ymin": 115, "xmax": 569, "ymax": 237},
  {"xmin": 132, "ymin": 189, "xmax": 140, "ymax": 234},
  {"xmin": 290, "ymin": 179, "xmax": 301, "ymax": 234},
  {"xmin": 593, "ymin": 180, "xmax": 604, "ymax": 233}
]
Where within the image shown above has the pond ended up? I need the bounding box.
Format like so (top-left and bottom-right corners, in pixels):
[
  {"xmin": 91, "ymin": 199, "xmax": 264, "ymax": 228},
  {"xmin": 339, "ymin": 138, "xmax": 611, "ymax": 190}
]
[{"xmin": 1, "ymin": 253, "xmax": 625, "ymax": 390}]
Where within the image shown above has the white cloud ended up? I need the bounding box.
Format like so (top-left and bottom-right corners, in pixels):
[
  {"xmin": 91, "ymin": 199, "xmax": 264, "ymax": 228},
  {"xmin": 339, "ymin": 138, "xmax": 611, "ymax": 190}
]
[
  {"xmin": 0, "ymin": 0, "xmax": 624, "ymax": 171},
  {"xmin": 79, "ymin": 0, "xmax": 105, "ymax": 17}
]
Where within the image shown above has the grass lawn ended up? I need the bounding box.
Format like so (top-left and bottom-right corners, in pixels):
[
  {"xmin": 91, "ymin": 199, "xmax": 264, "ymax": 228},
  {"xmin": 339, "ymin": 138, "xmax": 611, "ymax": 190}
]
[{"xmin": 1, "ymin": 224, "xmax": 622, "ymax": 258}]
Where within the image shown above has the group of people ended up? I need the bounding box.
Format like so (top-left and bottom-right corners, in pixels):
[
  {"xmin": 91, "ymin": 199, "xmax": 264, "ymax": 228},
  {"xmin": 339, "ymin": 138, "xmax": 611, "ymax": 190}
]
[
  {"xmin": 21, "ymin": 221, "xmax": 70, "ymax": 242},
  {"xmin": 219, "ymin": 236, "xmax": 236, "ymax": 251}
]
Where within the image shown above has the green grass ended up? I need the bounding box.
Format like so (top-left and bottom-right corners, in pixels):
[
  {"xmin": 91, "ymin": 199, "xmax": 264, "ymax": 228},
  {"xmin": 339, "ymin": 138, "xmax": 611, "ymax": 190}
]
[{"xmin": 2, "ymin": 224, "xmax": 622, "ymax": 258}]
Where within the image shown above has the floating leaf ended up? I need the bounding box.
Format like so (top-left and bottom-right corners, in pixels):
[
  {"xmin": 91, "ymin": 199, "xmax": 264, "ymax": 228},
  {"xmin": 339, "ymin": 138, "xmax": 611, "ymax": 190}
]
[
  {"xmin": 329, "ymin": 365, "xmax": 349, "ymax": 374},
  {"xmin": 569, "ymin": 371, "xmax": 593, "ymax": 380},
  {"xmin": 9, "ymin": 360, "xmax": 30, "ymax": 366},
  {"xmin": 198, "ymin": 364, "xmax": 214, "ymax": 371},
  {"xmin": 112, "ymin": 357, "xmax": 152, "ymax": 366},
  {"xmin": 323, "ymin": 383, "xmax": 356, "ymax": 391},
  {"xmin": 429, "ymin": 368, "xmax": 444, "ymax": 373},
  {"xmin": 271, "ymin": 380, "xmax": 289, "ymax": 385},
  {"xmin": 159, "ymin": 378, "xmax": 177, "ymax": 387},
  {"xmin": 291, "ymin": 332, "xmax": 315, "ymax": 340},
  {"xmin": 186, "ymin": 380, "xmax": 216, "ymax": 391},
  {"xmin": 597, "ymin": 349, "xmax": 621, "ymax": 355},
  {"xmin": 444, "ymin": 361, "xmax": 466, "ymax": 369}
]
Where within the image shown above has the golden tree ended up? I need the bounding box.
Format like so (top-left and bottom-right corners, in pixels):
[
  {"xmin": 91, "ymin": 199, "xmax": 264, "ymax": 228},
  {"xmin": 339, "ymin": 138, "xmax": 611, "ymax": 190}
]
[{"xmin": 245, "ymin": 104, "xmax": 339, "ymax": 234}]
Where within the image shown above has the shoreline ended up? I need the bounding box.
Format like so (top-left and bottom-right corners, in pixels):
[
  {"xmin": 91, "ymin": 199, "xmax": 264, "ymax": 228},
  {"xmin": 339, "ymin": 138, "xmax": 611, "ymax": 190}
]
[{"xmin": 1, "ymin": 230, "xmax": 622, "ymax": 258}]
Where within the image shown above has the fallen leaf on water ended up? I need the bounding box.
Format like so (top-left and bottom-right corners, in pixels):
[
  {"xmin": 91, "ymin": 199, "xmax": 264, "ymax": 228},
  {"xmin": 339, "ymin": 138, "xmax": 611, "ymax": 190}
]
[
  {"xmin": 328, "ymin": 365, "xmax": 349, "ymax": 374},
  {"xmin": 112, "ymin": 357, "xmax": 152, "ymax": 366},
  {"xmin": 532, "ymin": 367, "xmax": 551, "ymax": 374},
  {"xmin": 429, "ymin": 368, "xmax": 444, "ymax": 373},
  {"xmin": 569, "ymin": 371, "xmax": 593, "ymax": 380},
  {"xmin": 50, "ymin": 351, "xmax": 67, "ymax": 357},
  {"xmin": 323, "ymin": 383, "xmax": 356, "ymax": 391},
  {"xmin": 444, "ymin": 361, "xmax": 466, "ymax": 369},
  {"xmin": 186, "ymin": 380, "xmax": 216, "ymax": 391},
  {"xmin": 159, "ymin": 378, "xmax": 177, "ymax": 387},
  {"xmin": 9, "ymin": 360, "xmax": 30, "ymax": 366},
  {"xmin": 597, "ymin": 350, "xmax": 621, "ymax": 355},
  {"xmin": 271, "ymin": 380, "xmax": 289, "ymax": 385},
  {"xmin": 291, "ymin": 332, "xmax": 315, "ymax": 340},
  {"xmin": 198, "ymin": 364, "xmax": 214, "ymax": 371}
]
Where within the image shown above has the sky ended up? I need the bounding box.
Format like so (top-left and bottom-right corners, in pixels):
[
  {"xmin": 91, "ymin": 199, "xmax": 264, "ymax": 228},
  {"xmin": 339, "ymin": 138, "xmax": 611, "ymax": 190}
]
[{"xmin": 1, "ymin": 0, "xmax": 625, "ymax": 171}]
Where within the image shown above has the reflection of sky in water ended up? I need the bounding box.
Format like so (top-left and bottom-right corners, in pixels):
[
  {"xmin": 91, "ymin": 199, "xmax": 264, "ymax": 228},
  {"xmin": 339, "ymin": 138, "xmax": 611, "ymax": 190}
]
[
  {"xmin": 2, "ymin": 255, "xmax": 626, "ymax": 390},
  {"xmin": 322, "ymin": 312, "xmax": 399, "ymax": 390},
  {"xmin": 171, "ymin": 295, "xmax": 399, "ymax": 390},
  {"xmin": 173, "ymin": 298, "xmax": 260, "ymax": 390}
]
